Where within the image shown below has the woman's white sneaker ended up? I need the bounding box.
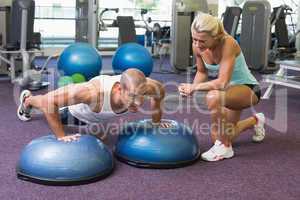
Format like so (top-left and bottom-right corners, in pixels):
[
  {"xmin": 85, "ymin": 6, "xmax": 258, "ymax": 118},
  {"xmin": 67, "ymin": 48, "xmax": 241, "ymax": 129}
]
[
  {"xmin": 201, "ymin": 140, "xmax": 234, "ymax": 162},
  {"xmin": 253, "ymin": 113, "xmax": 265, "ymax": 142}
]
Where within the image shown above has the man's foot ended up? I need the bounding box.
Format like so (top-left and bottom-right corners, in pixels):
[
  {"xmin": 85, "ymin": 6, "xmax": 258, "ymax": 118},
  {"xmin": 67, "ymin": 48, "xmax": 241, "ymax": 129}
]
[
  {"xmin": 17, "ymin": 90, "xmax": 32, "ymax": 121},
  {"xmin": 201, "ymin": 140, "xmax": 234, "ymax": 162},
  {"xmin": 253, "ymin": 113, "xmax": 265, "ymax": 142}
]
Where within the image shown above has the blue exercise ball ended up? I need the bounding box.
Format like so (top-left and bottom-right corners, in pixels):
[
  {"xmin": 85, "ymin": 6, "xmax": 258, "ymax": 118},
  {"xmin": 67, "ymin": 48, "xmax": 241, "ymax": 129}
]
[
  {"xmin": 112, "ymin": 43, "xmax": 153, "ymax": 76},
  {"xmin": 114, "ymin": 119, "xmax": 200, "ymax": 168},
  {"xmin": 17, "ymin": 135, "xmax": 114, "ymax": 184},
  {"xmin": 57, "ymin": 43, "xmax": 102, "ymax": 80}
]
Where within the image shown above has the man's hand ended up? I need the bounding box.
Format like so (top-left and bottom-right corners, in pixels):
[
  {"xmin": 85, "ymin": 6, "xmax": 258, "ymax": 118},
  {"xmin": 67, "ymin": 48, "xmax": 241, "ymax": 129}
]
[
  {"xmin": 57, "ymin": 134, "xmax": 81, "ymax": 142},
  {"xmin": 178, "ymin": 83, "xmax": 196, "ymax": 97}
]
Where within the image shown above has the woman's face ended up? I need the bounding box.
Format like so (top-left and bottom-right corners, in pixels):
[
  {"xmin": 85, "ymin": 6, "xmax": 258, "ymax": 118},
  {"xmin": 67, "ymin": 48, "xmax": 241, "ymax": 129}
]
[{"xmin": 192, "ymin": 31, "xmax": 217, "ymax": 52}]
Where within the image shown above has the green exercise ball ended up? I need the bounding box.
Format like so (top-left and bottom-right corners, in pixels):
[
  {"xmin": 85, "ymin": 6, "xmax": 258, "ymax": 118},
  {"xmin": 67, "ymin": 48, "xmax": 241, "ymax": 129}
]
[
  {"xmin": 71, "ymin": 73, "xmax": 86, "ymax": 83},
  {"xmin": 58, "ymin": 76, "xmax": 74, "ymax": 88}
]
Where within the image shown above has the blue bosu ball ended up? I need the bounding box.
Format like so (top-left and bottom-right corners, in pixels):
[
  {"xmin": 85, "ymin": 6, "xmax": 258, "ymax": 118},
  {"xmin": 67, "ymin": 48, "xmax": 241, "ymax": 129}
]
[
  {"xmin": 17, "ymin": 135, "xmax": 114, "ymax": 185},
  {"xmin": 115, "ymin": 119, "xmax": 200, "ymax": 168}
]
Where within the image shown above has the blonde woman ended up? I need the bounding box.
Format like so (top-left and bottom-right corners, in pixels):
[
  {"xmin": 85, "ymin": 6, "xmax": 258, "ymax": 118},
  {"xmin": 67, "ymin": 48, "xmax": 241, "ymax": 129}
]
[{"xmin": 178, "ymin": 13, "xmax": 265, "ymax": 162}]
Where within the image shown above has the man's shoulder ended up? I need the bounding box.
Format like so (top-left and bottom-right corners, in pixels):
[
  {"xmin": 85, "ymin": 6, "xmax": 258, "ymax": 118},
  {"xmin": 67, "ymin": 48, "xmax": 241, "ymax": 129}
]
[
  {"xmin": 91, "ymin": 74, "xmax": 121, "ymax": 81},
  {"xmin": 146, "ymin": 77, "xmax": 163, "ymax": 87}
]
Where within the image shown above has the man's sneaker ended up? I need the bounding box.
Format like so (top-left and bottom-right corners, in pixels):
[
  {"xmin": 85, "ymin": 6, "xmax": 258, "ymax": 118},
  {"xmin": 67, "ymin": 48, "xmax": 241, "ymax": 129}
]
[
  {"xmin": 17, "ymin": 90, "xmax": 32, "ymax": 121},
  {"xmin": 253, "ymin": 113, "xmax": 265, "ymax": 142},
  {"xmin": 201, "ymin": 140, "xmax": 234, "ymax": 162}
]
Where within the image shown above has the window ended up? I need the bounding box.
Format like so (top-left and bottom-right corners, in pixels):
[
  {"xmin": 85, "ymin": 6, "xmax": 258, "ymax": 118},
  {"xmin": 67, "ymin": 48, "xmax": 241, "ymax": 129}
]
[{"xmin": 34, "ymin": 0, "xmax": 172, "ymax": 48}]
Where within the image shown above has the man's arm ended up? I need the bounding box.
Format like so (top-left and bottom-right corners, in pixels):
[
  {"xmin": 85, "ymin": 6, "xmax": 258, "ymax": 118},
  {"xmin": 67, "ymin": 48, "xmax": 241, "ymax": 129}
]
[
  {"xmin": 145, "ymin": 78, "xmax": 165, "ymax": 124},
  {"xmin": 37, "ymin": 80, "xmax": 100, "ymax": 139}
]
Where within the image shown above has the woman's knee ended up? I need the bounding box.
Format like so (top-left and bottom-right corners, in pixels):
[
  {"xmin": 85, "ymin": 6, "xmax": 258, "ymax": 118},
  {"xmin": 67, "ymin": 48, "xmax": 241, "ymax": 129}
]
[{"xmin": 205, "ymin": 90, "xmax": 222, "ymax": 110}]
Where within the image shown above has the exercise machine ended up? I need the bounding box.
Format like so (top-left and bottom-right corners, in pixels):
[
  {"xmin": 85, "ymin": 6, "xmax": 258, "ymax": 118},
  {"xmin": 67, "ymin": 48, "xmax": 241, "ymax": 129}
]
[
  {"xmin": 269, "ymin": 5, "xmax": 297, "ymax": 64},
  {"xmin": 139, "ymin": 9, "xmax": 173, "ymax": 73},
  {"xmin": 262, "ymin": 0, "xmax": 300, "ymax": 99},
  {"xmin": 75, "ymin": 0, "xmax": 99, "ymax": 48},
  {"xmin": 170, "ymin": 0, "xmax": 209, "ymax": 71},
  {"xmin": 240, "ymin": 1, "xmax": 297, "ymax": 72},
  {"xmin": 240, "ymin": 0, "xmax": 271, "ymax": 71},
  {"xmin": 295, "ymin": 0, "xmax": 300, "ymax": 57},
  {"xmin": 98, "ymin": 7, "xmax": 166, "ymax": 51},
  {"xmin": 0, "ymin": 0, "xmax": 50, "ymax": 90},
  {"xmin": 98, "ymin": 8, "xmax": 119, "ymax": 32},
  {"xmin": 0, "ymin": 5, "xmax": 10, "ymax": 76},
  {"xmin": 222, "ymin": 6, "xmax": 242, "ymax": 37},
  {"xmin": 262, "ymin": 60, "xmax": 300, "ymax": 99}
]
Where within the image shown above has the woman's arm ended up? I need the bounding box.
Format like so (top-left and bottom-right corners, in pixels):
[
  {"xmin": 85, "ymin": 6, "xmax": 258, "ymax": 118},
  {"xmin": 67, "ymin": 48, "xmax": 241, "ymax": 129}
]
[
  {"xmin": 194, "ymin": 39, "xmax": 237, "ymax": 91},
  {"xmin": 179, "ymin": 38, "xmax": 238, "ymax": 96},
  {"xmin": 193, "ymin": 45, "xmax": 208, "ymax": 84}
]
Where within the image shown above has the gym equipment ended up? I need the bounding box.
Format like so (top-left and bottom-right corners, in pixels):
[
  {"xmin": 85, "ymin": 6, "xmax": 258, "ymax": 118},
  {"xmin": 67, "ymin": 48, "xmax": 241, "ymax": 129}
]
[
  {"xmin": 0, "ymin": 5, "xmax": 10, "ymax": 76},
  {"xmin": 99, "ymin": 8, "xmax": 119, "ymax": 32},
  {"xmin": 112, "ymin": 43, "xmax": 153, "ymax": 76},
  {"xmin": 140, "ymin": 9, "xmax": 166, "ymax": 51},
  {"xmin": 268, "ymin": 5, "xmax": 297, "ymax": 64},
  {"xmin": 139, "ymin": 9, "xmax": 173, "ymax": 73},
  {"xmin": 296, "ymin": 0, "xmax": 300, "ymax": 56},
  {"xmin": 115, "ymin": 119, "xmax": 200, "ymax": 168},
  {"xmin": 98, "ymin": 8, "xmax": 119, "ymax": 51},
  {"xmin": 99, "ymin": 8, "xmax": 168, "ymax": 55},
  {"xmin": 115, "ymin": 14, "xmax": 161, "ymax": 47},
  {"xmin": 0, "ymin": 0, "xmax": 49, "ymax": 89},
  {"xmin": 222, "ymin": 7, "xmax": 242, "ymax": 37},
  {"xmin": 241, "ymin": 1, "xmax": 298, "ymax": 72},
  {"xmin": 98, "ymin": 7, "xmax": 170, "ymax": 62},
  {"xmin": 58, "ymin": 76, "xmax": 74, "ymax": 88},
  {"xmin": 9, "ymin": 0, "xmax": 35, "ymax": 48},
  {"xmin": 75, "ymin": 0, "xmax": 89, "ymax": 43},
  {"xmin": 240, "ymin": 0, "xmax": 271, "ymax": 71},
  {"xmin": 71, "ymin": 73, "xmax": 86, "ymax": 83},
  {"xmin": 262, "ymin": 60, "xmax": 300, "ymax": 99},
  {"xmin": 171, "ymin": 0, "xmax": 209, "ymax": 71},
  {"xmin": 57, "ymin": 43, "xmax": 102, "ymax": 80},
  {"xmin": 0, "ymin": 5, "xmax": 10, "ymax": 48},
  {"xmin": 116, "ymin": 16, "xmax": 137, "ymax": 46},
  {"xmin": 75, "ymin": 0, "xmax": 99, "ymax": 48},
  {"xmin": 17, "ymin": 135, "xmax": 114, "ymax": 185},
  {"xmin": 154, "ymin": 26, "xmax": 172, "ymax": 73}
]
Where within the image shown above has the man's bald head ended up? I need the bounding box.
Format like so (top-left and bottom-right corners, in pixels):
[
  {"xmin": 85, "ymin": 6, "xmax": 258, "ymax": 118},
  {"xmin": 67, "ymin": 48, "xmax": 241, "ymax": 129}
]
[{"xmin": 120, "ymin": 69, "xmax": 147, "ymax": 93}]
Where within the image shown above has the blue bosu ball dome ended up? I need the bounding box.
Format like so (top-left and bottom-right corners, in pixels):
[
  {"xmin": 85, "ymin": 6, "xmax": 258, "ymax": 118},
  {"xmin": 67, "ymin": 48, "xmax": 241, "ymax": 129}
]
[
  {"xmin": 17, "ymin": 135, "xmax": 114, "ymax": 185},
  {"xmin": 115, "ymin": 119, "xmax": 200, "ymax": 168}
]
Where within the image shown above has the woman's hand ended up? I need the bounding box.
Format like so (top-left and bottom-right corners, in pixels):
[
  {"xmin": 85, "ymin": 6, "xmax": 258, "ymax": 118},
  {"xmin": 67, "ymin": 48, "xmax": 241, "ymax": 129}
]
[{"xmin": 178, "ymin": 83, "xmax": 197, "ymax": 97}]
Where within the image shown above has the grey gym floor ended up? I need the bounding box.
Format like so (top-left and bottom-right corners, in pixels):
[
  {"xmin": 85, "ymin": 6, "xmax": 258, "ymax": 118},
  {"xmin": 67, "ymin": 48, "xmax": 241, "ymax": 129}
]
[{"xmin": 0, "ymin": 57, "xmax": 299, "ymax": 200}]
